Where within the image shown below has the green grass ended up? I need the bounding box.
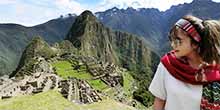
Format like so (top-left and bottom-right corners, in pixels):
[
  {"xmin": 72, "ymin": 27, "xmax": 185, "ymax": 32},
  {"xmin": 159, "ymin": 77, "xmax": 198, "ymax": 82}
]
[
  {"xmin": 52, "ymin": 60, "xmax": 109, "ymax": 91},
  {"xmin": 123, "ymin": 71, "xmax": 135, "ymax": 97},
  {"xmin": 0, "ymin": 90, "xmax": 139, "ymax": 110},
  {"xmin": 52, "ymin": 60, "xmax": 92, "ymax": 79},
  {"xmin": 0, "ymin": 90, "xmax": 79, "ymax": 110},
  {"xmin": 84, "ymin": 99, "xmax": 137, "ymax": 110},
  {"xmin": 87, "ymin": 79, "xmax": 108, "ymax": 91}
]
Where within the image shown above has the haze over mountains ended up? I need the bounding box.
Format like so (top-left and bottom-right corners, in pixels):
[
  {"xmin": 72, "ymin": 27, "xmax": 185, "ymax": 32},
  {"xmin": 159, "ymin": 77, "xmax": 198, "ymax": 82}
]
[{"xmin": 1, "ymin": 0, "xmax": 220, "ymax": 76}]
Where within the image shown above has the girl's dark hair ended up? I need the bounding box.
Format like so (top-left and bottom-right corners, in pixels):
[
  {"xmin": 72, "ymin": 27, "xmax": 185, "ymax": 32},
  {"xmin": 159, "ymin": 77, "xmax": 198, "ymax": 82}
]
[{"xmin": 169, "ymin": 15, "xmax": 220, "ymax": 63}]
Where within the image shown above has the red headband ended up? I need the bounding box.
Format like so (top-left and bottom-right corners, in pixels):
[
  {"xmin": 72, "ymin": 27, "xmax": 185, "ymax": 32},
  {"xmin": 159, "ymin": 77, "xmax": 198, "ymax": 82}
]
[{"xmin": 175, "ymin": 19, "xmax": 201, "ymax": 42}]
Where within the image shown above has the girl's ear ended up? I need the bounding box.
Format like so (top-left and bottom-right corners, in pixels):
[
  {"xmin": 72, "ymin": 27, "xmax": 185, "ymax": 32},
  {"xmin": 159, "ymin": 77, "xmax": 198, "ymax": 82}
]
[
  {"xmin": 192, "ymin": 44, "xmax": 201, "ymax": 53},
  {"xmin": 192, "ymin": 43, "xmax": 199, "ymax": 51}
]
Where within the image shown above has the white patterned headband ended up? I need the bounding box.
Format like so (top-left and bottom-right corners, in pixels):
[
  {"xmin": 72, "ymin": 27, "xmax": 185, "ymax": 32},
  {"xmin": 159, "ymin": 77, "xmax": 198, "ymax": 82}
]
[{"xmin": 175, "ymin": 18, "xmax": 202, "ymax": 42}]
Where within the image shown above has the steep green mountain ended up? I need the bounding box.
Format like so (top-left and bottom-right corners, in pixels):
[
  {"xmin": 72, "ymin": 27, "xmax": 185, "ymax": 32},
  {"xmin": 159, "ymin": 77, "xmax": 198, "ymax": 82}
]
[
  {"xmin": 0, "ymin": 15, "xmax": 76, "ymax": 76},
  {"xmin": 9, "ymin": 36, "xmax": 56, "ymax": 77},
  {"xmin": 0, "ymin": 24, "xmax": 29, "ymax": 76},
  {"xmin": 9, "ymin": 36, "xmax": 77, "ymax": 78},
  {"xmin": 66, "ymin": 10, "xmax": 159, "ymax": 74},
  {"xmin": 65, "ymin": 10, "xmax": 159, "ymax": 106}
]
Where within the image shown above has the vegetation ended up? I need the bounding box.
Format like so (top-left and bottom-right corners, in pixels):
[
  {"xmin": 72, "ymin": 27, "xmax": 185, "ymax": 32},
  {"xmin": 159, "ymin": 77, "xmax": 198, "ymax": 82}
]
[
  {"xmin": 0, "ymin": 90, "xmax": 78, "ymax": 110},
  {"xmin": 122, "ymin": 71, "xmax": 135, "ymax": 97},
  {"xmin": 10, "ymin": 36, "xmax": 56, "ymax": 77},
  {"xmin": 52, "ymin": 60, "xmax": 109, "ymax": 91},
  {"xmin": 0, "ymin": 90, "xmax": 139, "ymax": 110},
  {"xmin": 56, "ymin": 40, "xmax": 78, "ymax": 55},
  {"xmin": 52, "ymin": 60, "xmax": 92, "ymax": 80},
  {"xmin": 84, "ymin": 99, "xmax": 137, "ymax": 110},
  {"xmin": 0, "ymin": 15, "xmax": 75, "ymax": 75},
  {"xmin": 131, "ymin": 67, "xmax": 154, "ymax": 107},
  {"xmin": 87, "ymin": 79, "xmax": 108, "ymax": 91}
]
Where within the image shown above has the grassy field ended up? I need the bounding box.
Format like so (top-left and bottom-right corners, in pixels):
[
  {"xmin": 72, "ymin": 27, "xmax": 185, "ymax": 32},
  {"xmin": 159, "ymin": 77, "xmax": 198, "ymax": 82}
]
[
  {"xmin": 52, "ymin": 60, "xmax": 92, "ymax": 79},
  {"xmin": 0, "ymin": 90, "xmax": 139, "ymax": 110},
  {"xmin": 122, "ymin": 71, "xmax": 135, "ymax": 97},
  {"xmin": 0, "ymin": 90, "xmax": 79, "ymax": 110},
  {"xmin": 52, "ymin": 60, "xmax": 109, "ymax": 91},
  {"xmin": 87, "ymin": 79, "xmax": 108, "ymax": 91}
]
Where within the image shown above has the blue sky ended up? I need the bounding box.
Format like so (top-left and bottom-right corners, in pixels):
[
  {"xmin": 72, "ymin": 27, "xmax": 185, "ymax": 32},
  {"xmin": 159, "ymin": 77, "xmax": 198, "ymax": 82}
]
[{"xmin": 0, "ymin": 0, "xmax": 219, "ymax": 26}]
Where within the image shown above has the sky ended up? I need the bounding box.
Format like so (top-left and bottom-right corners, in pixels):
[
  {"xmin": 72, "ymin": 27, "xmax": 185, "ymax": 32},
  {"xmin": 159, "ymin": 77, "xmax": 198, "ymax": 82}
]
[{"xmin": 0, "ymin": 0, "xmax": 220, "ymax": 26}]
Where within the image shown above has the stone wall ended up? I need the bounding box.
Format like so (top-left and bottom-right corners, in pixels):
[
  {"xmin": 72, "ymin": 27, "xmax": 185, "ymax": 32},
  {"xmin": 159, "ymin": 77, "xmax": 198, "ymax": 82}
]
[
  {"xmin": 0, "ymin": 72, "xmax": 60, "ymax": 99},
  {"xmin": 58, "ymin": 78, "xmax": 101, "ymax": 104}
]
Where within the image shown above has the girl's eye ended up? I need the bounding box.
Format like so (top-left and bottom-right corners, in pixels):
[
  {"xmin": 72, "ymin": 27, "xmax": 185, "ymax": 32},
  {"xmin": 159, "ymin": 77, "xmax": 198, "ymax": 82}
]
[
  {"xmin": 172, "ymin": 38, "xmax": 182, "ymax": 46},
  {"xmin": 169, "ymin": 37, "xmax": 182, "ymax": 46},
  {"xmin": 176, "ymin": 39, "xmax": 182, "ymax": 45}
]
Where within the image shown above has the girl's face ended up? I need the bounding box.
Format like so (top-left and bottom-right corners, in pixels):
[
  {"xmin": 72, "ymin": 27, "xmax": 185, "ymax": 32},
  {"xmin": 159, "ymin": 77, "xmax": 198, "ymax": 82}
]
[{"xmin": 170, "ymin": 28, "xmax": 198, "ymax": 58}]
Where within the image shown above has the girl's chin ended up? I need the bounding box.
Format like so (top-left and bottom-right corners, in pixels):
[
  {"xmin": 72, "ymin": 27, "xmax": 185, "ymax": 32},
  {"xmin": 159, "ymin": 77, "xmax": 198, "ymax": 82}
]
[{"xmin": 174, "ymin": 52, "xmax": 183, "ymax": 58}]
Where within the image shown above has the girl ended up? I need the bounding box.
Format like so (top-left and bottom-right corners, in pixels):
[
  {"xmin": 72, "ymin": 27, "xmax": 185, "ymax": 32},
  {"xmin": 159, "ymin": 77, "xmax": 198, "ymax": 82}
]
[{"xmin": 149, "ymin": 15, "xmax": 220, "ymax": 110}]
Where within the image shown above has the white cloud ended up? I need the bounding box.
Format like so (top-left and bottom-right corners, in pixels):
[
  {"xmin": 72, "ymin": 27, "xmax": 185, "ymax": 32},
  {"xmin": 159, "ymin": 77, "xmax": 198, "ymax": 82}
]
[
  {"xmin": 0, "ymin": 0, "xmax": 18, "ymax": 5},
  {"xmin": 0, "ymin": 0, "xmax": 197, "ymax": 26},
  {"xmin": 54, "ymin": 0, "xmax": 87, "ymax": 15},
  {"xmin": 15, "ymin": 2, "xmax": 59, "ymax": 25},
  {"xmin": 213, "ymin": 0, "xmax": 220, "ymax": 2},
  {"xmin": 92, "ymin": 0, "xmax": 192, "ymax": 12},
  {"xmin": 0, "ymin": 0, "xmax": 88, "ymax": 26}
]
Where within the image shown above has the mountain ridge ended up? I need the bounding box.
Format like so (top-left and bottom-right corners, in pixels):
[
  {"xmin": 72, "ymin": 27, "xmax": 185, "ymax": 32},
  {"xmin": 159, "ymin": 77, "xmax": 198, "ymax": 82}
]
[{"xmin": 0, "ymin": 15, "xmax": 76, "ymax": 75}]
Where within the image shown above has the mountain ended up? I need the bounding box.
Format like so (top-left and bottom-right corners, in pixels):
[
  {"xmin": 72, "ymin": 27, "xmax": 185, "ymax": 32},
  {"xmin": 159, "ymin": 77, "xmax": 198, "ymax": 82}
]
[
  {"xmin": 66, "ymin": 10, "xmax": 159, "ymax": 75},
  {"xmin": 164, "ymin": 0, "xmax": 220, "ymax": 29},
  {"xmin": 95, "ymin": 7, "xmax": 167, "ymax": 51},
  {"xmin": 0, "ymin": 15, "xmax": 76, "ymax": 75},
  {"xmin": 7, "ymin": 10, "xmax": 159, "ymax": 108},
  {"xmin": 95, "ymin": 0, "xmax": 220, "ymax": 54},
  {"xmin": 9, "ymin": 36, "xmax": 56, "ymax": 77}
]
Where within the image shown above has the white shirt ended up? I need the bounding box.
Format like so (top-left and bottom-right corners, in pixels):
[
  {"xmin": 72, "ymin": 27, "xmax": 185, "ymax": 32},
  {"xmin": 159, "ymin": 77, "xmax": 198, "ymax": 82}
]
[{"xmin": 149, "ymin": 62, "xmax": 203, "ymax": 110}]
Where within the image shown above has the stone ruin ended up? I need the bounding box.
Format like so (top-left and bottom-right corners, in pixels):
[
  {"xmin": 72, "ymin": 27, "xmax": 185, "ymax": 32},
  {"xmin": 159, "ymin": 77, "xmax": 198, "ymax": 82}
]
[
  {"xmin": 87, "ymin": 61, "xmax": 123, "ymax": 87},
  {"xmin": 0, "ymin": 55, "xmax": 126, "ymax": 105},
  {"xmin": 0, "ymin": 71, "xmax": 59, "ymax": 99},
  {"xmin": 58, "ymin": 53, "xmax": 123, "ymax": 88},
  {"xmin": 59, "ymin": 78, "xmax": 101, "ymax": 104},
  {"xmin": 0, "ymin": 73, "xmax": 102, "ymax": 104}
]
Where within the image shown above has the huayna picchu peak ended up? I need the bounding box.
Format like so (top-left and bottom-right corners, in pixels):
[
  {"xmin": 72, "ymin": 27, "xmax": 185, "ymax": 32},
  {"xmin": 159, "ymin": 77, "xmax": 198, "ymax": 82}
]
[
  {"xmin": 66, "ymin": 11, "xmax": 159, "ymax": 74},
  {"xmin": 81, "ymin": 10, "xmax": 96, "ymax": 19}
]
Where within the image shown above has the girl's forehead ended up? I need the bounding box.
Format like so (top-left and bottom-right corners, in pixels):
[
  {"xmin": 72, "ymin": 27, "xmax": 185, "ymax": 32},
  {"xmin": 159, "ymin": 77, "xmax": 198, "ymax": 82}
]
[{"xmin": 175, "ymin": 27, "xmax": 189, "ymax": 38}]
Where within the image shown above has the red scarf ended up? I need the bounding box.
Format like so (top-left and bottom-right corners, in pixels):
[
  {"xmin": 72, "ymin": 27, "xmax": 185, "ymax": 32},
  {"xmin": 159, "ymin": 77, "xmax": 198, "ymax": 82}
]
[
  {"xmin": 161, "ymin": 51, "xmax": 220, "ymax": 85},
  {"xmin": 161, "ymin": 51, "xmax": 220, "ymax": 110}
]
